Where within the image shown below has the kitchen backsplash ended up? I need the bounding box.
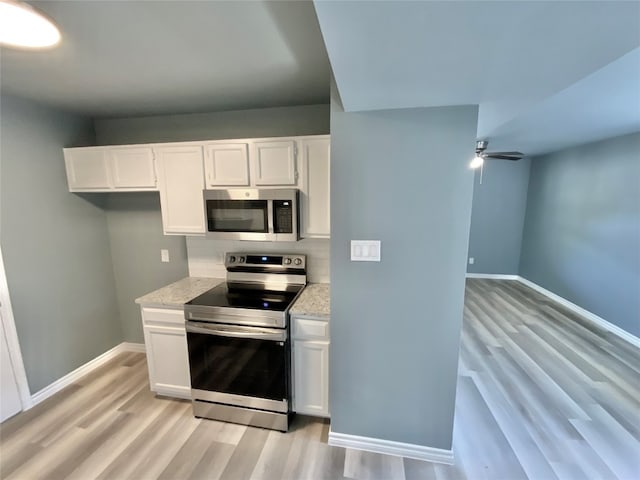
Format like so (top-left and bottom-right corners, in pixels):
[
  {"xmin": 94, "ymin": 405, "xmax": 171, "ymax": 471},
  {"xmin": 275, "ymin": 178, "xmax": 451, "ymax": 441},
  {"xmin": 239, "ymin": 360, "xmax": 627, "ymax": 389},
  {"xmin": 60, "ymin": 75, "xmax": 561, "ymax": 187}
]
[{"xmin": 186, "ymin": 237, "xmax": 330, "ymax": 283}]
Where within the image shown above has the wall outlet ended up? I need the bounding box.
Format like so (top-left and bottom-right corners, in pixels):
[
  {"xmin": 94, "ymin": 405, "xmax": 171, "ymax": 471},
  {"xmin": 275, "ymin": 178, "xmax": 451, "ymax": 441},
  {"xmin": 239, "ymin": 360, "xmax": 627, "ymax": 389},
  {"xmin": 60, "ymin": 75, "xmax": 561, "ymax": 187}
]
[
  {"xmin": 161, "ymin": 249, "xmax": 170, "ymax": 263},
  {"xmin": 468, "ymin": 257, "xmax": 475, "ymax": 265}
]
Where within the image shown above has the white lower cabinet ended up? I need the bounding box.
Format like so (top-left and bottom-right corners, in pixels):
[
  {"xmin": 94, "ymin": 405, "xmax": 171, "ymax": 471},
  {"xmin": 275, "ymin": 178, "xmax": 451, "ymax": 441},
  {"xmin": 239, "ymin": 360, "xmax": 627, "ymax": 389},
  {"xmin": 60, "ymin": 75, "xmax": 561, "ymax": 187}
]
[
  {"xmin": 292, "ymin": 315, "xmax": 330, "ymax": 417},
  {"xmin": 141, "ymin": 306, "xmax": 191, "ymax": 399}
]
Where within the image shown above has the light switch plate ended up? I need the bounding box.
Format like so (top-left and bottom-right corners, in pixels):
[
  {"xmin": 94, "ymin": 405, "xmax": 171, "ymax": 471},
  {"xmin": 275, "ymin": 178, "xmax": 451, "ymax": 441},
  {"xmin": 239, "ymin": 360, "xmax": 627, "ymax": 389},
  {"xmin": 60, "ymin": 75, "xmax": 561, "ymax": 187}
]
[
  {"xmin": 161, "ymin": 249, "xmax": 170, "ymax": 263},
  {"xmin": 351, "ymin": 240, "xmax": 381, "ymax": 262}
]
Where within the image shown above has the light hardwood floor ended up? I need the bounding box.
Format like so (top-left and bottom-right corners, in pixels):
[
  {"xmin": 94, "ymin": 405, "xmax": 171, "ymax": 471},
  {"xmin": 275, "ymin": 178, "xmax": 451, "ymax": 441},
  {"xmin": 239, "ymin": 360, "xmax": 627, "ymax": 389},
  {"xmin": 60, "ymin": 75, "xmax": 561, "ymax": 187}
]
[{"xmin": 1, "ymin": 279, "xmax": 638, "ymax": 479}]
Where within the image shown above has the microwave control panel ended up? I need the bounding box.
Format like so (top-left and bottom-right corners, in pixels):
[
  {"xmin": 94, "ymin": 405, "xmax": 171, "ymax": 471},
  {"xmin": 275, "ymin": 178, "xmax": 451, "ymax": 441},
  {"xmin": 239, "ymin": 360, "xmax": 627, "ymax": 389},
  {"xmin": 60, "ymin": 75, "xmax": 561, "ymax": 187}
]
[{"xmin": 273, "ymin": 200, "xmax": 293, "ymax": 234}]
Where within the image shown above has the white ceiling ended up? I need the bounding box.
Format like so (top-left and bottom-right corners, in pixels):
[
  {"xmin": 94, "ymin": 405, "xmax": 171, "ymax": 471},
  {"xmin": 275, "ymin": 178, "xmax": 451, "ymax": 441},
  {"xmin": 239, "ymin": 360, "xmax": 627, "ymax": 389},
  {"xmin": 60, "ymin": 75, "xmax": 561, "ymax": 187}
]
[
  {"xmin": 1, "ymin": 1, "xmax": 639, "ymax": 156},
  {"xmin": 0, "ymin": 1, "xmax": 330, "ymax": 117},
  {"xmin": 486, "ymin": 47, "xmax": 640, "ymax": 155},
  {"xmin": 314, "ymin": 0, "xmax": 640, "ymax": 155}
]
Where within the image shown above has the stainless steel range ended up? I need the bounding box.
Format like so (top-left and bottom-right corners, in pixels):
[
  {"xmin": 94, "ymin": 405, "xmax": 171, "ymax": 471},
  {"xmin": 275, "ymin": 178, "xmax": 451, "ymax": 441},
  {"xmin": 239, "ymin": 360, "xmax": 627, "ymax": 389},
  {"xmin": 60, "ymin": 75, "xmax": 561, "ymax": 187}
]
[{"xmin": 184, "ymin": 253, "xmax": 306, "ymax": 431}]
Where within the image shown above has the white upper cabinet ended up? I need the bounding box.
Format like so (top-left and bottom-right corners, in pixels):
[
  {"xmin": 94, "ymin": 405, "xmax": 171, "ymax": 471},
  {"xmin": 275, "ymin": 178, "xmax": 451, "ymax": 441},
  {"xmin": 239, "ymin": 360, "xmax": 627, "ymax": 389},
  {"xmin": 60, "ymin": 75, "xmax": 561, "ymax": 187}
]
[
  {"xmin": 64, "ymin": 148, "xmax": 111, "ymax": 191},
  {"xmin": 204, "ymin": 143, "xmax": 250, "ymax": 187},
  {"xmin": 300, "ymin": 137, "xmax": 330, "ymax": 238},
  {"xmin": 155, "ymin": 145, "xmax": 206, "ymax": 235},
  {"xmin": 109, "ymin": 147, "xmax": 157, "ymax": 189},
  {"xmin": 253, "ymin": 140, "xmax": 297, "ymax": 186},
  {"xmin": 64, "ymin": 146, "xmax": 157, "ymax": 191},
  {"xmin": 63, "ymin": 135, "xmax": 330, "ymax": 237}
]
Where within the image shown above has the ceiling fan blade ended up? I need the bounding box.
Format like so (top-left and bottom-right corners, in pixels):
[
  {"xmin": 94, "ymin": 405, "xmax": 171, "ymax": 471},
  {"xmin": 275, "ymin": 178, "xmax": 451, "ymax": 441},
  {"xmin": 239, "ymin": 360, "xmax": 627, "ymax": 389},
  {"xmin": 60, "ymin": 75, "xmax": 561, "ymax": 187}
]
[
  {"xmin": 486, "ymin": 154, "xmax": 522, "ymax": 161},
  {"xmin": 485, "ymin": 151, "xmax": 524, "ymax": 157}
]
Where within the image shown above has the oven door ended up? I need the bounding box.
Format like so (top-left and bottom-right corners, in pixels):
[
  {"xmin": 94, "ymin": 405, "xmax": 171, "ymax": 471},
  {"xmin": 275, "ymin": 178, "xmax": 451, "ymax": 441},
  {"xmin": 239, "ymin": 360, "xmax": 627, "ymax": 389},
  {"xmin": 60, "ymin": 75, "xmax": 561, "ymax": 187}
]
[{"xmin": 185, "ymin": 321, "xmax": 289, "ymax": 413}]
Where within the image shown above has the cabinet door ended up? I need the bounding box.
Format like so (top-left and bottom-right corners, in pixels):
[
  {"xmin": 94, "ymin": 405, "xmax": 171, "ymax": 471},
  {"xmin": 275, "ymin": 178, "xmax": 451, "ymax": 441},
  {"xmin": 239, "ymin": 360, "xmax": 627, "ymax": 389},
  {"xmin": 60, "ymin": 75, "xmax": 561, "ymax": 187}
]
[
  {"xmin": 64, "ymin": 148, "xmax": 111, "ymax": 191},
  {"xmin": 143, "ymin": 324, "xmax": 191, "ymax": 399},
  {"xmin": 293, "ymin": 340, "xmax": 329, "ymax": 417},
  {"xmin": 253, "ymin": 140, "xmax": 297, "ymax": 186},
  {"xmin": 109, "ymin": 147, "xmax": 157, "ymax": 189},
  {"xmin": 204, "ymin": 143, "xmax": 250, "ymax": 186},
  {"xmin": 155, "ymin": 145, "xmax": 206, "ymax": 235},
  {"xmin": 300, "ymin": 138, "xmax": 330, "ymax": 238}
]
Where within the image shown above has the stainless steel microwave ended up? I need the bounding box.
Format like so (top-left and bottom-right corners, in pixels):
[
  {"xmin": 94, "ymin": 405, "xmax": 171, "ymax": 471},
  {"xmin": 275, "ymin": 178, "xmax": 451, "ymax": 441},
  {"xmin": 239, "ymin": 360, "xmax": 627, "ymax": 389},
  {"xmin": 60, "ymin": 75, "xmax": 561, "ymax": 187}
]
[{"xmin": 203, "ymin": 188, "xmax": 300, "ymax": 242}]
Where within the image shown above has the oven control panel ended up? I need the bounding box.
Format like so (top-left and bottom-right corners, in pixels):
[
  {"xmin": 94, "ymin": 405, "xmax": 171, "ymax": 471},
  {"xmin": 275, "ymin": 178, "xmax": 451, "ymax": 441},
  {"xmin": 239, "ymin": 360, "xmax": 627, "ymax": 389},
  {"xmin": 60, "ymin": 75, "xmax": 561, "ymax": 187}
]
[{"xmin": 225, "ymin": 253, "xmax": 306, "ymax": 270}]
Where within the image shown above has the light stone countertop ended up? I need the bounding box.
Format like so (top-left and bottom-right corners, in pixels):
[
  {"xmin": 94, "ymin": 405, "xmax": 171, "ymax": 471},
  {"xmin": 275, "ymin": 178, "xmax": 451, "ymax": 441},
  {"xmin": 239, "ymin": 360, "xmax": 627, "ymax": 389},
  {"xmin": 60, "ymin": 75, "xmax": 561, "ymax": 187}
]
[
  {"xmin": 289, "ymin": 283, "xmax": 330, "ymax": 318},
  {"xmin": 135, "ymin": 277, "xmax": 224, "ymax": 307}
]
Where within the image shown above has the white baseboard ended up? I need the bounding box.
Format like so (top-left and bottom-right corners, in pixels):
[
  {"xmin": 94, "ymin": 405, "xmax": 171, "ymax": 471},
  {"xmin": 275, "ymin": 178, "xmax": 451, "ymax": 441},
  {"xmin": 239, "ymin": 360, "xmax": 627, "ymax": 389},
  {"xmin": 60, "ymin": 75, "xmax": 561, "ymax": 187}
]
[
  {"xmin": 152, "ymin": 384, "xmax": 191, "ymax": 400},
  {"xmin": 328, "ymin": 430, "xmax": 454, "ymax": 464},
  {"xmin": 515, "ymin": 277, "xmax": 640, "ymax": 349},
  {"xmin": 121, "ymin": 342, "xmax": 146, "ymax": 353},
  {"xmin": 30, "ymin": 342, "xmax": 146, "ymax": 407},
  {"xmin": 466, "ymin": 273, "xmax": 519, "ymax": 280}
]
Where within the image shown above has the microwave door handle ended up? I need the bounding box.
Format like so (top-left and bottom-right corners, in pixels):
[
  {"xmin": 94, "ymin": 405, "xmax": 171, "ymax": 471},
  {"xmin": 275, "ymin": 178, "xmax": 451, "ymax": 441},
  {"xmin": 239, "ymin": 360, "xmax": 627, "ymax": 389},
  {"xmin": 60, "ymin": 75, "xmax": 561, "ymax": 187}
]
[
  {"xmin": 267, "ymin": 200, "xmax": 274, "ymax": 234},
  {"xmin": 186, "ymin": 322, "xmax": 286, "ymax": 341}
]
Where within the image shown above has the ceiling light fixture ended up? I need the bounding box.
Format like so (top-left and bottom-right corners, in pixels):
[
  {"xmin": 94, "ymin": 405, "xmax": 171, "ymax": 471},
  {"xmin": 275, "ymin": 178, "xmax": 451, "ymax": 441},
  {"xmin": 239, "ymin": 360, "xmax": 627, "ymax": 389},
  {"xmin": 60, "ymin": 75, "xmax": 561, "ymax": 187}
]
[
  {"xmin": 469, "ymin": 155, "xmax": 484, "ymax": 169},
  {"xmin": 0, "ymin": 0, "xmax": 60, "ymax": 49}
]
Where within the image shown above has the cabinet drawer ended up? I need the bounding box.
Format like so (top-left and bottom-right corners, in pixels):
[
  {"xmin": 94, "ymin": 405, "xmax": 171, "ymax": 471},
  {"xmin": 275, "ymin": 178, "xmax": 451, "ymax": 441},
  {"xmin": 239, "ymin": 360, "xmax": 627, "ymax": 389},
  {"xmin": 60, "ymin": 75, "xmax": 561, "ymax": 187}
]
[
  {"xmin": 292, "ymin": 317, "xmax": 329, "ymax": 340},
  {"xmin": 142, "ymin": 307, "xmax": 185, "ymax": 326}
]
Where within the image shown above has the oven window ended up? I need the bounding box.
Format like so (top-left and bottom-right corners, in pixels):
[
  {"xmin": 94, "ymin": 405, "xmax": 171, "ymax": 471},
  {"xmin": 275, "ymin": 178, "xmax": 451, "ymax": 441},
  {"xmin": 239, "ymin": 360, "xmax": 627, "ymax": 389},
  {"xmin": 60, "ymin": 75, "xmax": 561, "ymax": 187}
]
[
  {"xmin": 206, "ymin": 200, "xmax": 268, "ymax": 233},
  {"xmin": 187, "ymin": 332, "xmax": 287, "ymax": 401}
]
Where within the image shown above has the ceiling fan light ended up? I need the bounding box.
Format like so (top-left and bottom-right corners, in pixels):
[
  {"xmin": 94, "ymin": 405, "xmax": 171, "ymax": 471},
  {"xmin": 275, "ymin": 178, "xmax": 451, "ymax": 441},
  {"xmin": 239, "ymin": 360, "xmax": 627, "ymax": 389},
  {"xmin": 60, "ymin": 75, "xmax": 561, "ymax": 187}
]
[
  {"xmin": 470, "ymin": 155, "xmax": 484, "ymax": 169},
  {"xmin": 0, "ymin": 1, "xmax": 60, "ymax": 49}
]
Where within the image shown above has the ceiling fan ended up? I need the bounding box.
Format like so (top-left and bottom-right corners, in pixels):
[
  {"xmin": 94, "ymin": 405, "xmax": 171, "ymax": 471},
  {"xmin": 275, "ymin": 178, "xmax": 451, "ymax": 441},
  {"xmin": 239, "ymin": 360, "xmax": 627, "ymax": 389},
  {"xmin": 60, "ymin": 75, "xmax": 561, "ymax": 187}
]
[{"xmin": 470, "ymin": 140, "xmax": 524, "ymax": 169}]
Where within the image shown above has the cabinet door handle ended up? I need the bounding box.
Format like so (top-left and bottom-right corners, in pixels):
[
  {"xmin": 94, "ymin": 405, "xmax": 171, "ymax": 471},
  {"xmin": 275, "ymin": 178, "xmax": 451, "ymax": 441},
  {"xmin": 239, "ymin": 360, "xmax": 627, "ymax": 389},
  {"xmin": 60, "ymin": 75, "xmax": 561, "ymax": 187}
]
[{"xmin": 152, "ymin": 153, "xmax": 158, "ymax": 183}]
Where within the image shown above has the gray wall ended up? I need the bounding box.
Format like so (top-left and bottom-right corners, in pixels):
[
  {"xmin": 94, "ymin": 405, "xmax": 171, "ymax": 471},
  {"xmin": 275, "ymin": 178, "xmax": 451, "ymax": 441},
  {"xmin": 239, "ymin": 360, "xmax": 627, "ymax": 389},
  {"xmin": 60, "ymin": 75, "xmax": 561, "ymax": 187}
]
[
  {"xmin": 520, "ymin": 132, "xmax": 640, "ymax": 337},
  {"xmin": 94, "ymin": 104, "xmax": 329, "ymax": 144},
  {"xmin": 467, "ymin": 159, "xmax": 531, "ymax": 274},
  {"xmin": 95, "ymin": 104, "xmax": 330, "ymax": 342},
  {"xmin": 105, "ymin": 193, "xmax": 188, "ymax": 343},
  {"xmin": 0, "ymin": 95, "xmax": 122, "ymax": 393},
  {"xmin": 329, "ymin": 88, "xmax": 478, "ymax": 448}
]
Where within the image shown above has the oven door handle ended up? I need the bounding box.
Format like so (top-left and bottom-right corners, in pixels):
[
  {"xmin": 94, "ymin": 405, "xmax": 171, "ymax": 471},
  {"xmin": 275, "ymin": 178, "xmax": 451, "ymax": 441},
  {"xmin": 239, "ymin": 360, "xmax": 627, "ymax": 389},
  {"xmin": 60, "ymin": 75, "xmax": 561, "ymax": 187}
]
[{"xmin": 186, "ymin": 322, "xmax": 287, "ymax": 341}]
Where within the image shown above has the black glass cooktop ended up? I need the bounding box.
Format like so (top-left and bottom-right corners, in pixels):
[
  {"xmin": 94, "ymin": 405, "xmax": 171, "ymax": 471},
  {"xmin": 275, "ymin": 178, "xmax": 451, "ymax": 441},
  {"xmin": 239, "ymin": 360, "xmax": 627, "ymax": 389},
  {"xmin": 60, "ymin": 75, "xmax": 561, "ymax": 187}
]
[{"xmin": 186, "ymin": 283, "xmax": 303, "ymax": 312}]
